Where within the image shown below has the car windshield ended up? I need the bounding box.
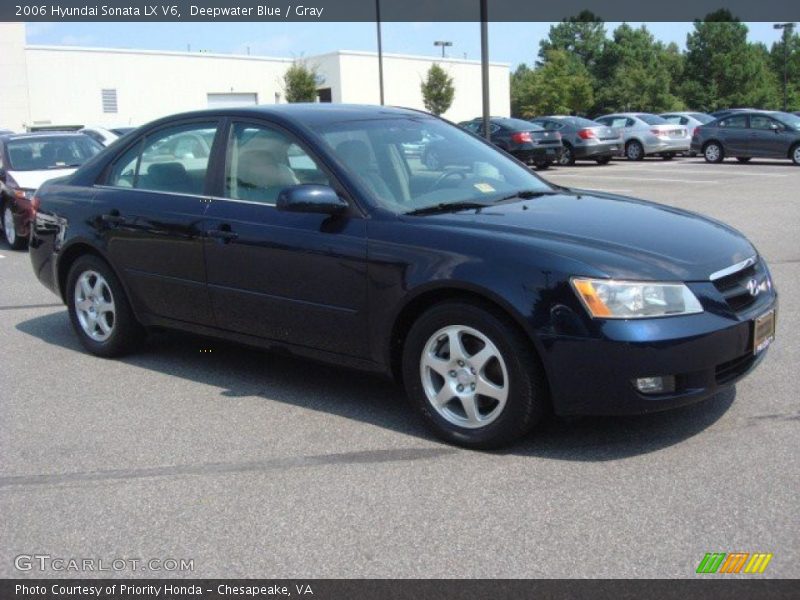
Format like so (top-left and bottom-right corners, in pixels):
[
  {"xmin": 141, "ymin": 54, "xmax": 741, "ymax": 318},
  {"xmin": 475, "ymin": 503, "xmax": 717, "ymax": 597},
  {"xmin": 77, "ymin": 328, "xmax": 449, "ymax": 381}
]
[
  {"xmin": 636, "ymin": 114, "xmax": 668, "ymax": 125},
  {"xmin": 6, "ymin": 136, "xmax": 103, "ymax": 171},
  {"xmin": 773, "ymin": 112, "xmax": 800, "ymax": 129},
  {"xmin": 316, "ymin": 116, "xmax": 554, "ymax": 214},
  {"xmin": 690, "ymin": 113, "xmax": 714, "ymax": 124}
]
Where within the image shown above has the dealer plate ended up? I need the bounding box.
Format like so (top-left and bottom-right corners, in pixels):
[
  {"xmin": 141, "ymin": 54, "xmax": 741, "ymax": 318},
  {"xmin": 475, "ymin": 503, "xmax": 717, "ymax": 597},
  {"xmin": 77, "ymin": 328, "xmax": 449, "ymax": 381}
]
[{"xmin": 753, "ymin": 310, "xmax": 776, "ymax": 355}]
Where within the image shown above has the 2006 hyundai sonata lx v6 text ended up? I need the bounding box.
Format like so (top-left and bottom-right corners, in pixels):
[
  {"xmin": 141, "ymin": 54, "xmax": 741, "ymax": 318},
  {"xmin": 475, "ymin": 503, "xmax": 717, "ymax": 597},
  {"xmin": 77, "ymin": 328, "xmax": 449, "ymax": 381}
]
[{"xmin": 28, "ymin": 105, "xmax": 777, "ymax": 448}]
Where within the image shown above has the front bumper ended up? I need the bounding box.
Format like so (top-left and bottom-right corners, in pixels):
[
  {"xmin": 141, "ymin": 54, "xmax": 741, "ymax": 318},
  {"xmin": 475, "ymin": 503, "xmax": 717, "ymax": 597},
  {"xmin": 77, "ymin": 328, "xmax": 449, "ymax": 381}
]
[{"xmin": 539, "ymin": 294, "xmax": 777, "ymax": 416}]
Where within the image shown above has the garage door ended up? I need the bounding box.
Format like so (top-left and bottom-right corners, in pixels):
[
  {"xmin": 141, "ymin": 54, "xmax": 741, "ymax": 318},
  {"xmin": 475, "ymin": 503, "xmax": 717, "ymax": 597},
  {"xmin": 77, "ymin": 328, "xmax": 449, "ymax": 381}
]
[{"xmin": 207, "ymin": 93, "xmax": 258, "ymax": 108}]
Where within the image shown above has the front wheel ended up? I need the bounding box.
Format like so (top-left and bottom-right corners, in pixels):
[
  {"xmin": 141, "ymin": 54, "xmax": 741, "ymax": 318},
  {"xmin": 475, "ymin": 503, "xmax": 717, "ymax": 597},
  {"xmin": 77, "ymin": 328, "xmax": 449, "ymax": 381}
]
[
  {"xmin": 3, "ymin": 203, "xmax": 26, "ymax": 250},
  {"xmin": 558, "ymin": 145, "xmax": 575, "ymax": 166},
  {"xmin": 595, "ymin": 156, "xmax": 612, "ymax": 165},
  {"xmin": 534, "ymin": 162, "xmax": 551, "ymax": 170},
  {"xmin": 790, "ymin": 144, "xmax": 800, "ymax": 166},
  {"xmin": 66, "ymin": 255, "xmax": 145, "ymax": 357},
  {"xmin": 402, "ymin": 301, "xmax": 547, "ymax": 449}
]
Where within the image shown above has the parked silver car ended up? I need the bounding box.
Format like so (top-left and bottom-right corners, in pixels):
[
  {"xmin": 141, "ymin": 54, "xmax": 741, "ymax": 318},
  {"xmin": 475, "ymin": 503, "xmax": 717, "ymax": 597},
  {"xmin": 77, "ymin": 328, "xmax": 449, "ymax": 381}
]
[
  {"xmin": 529, "ymin": 116, "xmax": 623, "ymax": 165},
  {"xmin": 594, "ymin": 113, "xmax": 691, "ymax": 160},
  {"xmin": 660, "ymin": 112, "xmax": 714, "ymax": 156}
]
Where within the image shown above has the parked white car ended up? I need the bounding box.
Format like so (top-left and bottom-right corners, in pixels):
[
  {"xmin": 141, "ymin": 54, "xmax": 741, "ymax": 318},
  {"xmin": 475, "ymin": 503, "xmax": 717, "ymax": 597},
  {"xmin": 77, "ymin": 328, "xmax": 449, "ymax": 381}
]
[
  {"xmin": 79, "ymin": 125, "xmax": 137, "ymax": 146},
  {"xmin": 594, "ymin": 112, "xmax": 691, "ymax": 160},
  {"xmin": 660, "ymin": 112, "xmax": 715, "ymax": 156}
]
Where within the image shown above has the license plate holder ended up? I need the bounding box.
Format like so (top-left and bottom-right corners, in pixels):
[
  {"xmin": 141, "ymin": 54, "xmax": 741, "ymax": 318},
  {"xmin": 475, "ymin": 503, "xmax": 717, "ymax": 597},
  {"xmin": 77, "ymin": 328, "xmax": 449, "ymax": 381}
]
[{"xmin": 753, "ymin": 310, "xmax": 776, "ymax": 355}]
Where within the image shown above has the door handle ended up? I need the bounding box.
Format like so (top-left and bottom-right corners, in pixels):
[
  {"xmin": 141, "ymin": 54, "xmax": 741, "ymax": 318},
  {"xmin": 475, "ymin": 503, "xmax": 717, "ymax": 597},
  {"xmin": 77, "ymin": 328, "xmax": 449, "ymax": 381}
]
[
  {"xmin": 206, "ymin": 227, "xmax": 238, "ymax": 242},
  {"xmin": 100, "ymin": 212, "xmax": 125, "ymax": 225}
]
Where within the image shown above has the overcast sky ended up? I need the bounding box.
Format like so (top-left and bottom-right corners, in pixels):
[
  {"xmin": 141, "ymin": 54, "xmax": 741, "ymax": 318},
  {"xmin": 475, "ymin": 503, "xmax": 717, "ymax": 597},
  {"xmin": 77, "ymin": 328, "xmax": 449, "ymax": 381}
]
[{"xmin": 26, "ymin": 21, "xmax": 785, "ymax": 67}]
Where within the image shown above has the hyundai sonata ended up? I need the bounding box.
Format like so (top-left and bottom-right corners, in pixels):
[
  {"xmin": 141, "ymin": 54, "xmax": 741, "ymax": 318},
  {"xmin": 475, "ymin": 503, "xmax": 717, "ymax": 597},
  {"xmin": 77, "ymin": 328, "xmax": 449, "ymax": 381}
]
[{"xmin": 29, "ymin": 105, "xmax": 777, "ymax": 448}]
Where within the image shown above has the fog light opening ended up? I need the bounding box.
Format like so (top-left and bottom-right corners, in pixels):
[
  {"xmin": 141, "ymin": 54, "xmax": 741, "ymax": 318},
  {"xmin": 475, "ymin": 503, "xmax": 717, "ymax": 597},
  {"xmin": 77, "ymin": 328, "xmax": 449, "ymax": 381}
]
[{"xmin": 634, "ymin": 375, "xmax": 676, "ymax": 395}]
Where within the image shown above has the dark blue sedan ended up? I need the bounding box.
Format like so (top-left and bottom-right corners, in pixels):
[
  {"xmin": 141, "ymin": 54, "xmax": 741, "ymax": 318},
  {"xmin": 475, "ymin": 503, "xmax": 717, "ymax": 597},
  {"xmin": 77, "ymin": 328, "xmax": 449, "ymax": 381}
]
[{"xmin": 29, "ymin": 105, "xmax": 777, "ymax": 448}]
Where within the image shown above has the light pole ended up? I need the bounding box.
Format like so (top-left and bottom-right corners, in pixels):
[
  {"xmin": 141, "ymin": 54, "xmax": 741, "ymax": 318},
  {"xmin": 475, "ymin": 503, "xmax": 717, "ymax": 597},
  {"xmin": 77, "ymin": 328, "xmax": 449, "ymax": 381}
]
[
  {"xmin": 433, "ymin": 40, "xmax": 453, "ymax": 58},
  {"xmin": 774, "ymin": 22, "xmax": 795, "ymax": 112},
  {"xmin": 375, "ymin": 0, "xmax": 385, "ymax": 105},
  {"xmin": 480, "ymin": 0, "xmax": 490, "ymax": 141}
]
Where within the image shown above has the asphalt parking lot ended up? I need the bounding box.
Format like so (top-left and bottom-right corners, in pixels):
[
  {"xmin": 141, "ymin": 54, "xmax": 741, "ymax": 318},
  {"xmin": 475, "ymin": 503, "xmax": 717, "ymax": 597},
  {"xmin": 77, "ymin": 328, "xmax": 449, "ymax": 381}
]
[{"xmin": 1, "ymin": 157, "xmax": 798, "ymax": 579}]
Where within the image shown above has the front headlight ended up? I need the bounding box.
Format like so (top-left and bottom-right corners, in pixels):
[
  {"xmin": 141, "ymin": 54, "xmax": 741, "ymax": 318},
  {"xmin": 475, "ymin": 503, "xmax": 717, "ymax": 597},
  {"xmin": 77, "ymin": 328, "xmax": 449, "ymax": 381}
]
[{"xmin": 571, "ymin": 278, "xmax": 703, "ymax": 319}]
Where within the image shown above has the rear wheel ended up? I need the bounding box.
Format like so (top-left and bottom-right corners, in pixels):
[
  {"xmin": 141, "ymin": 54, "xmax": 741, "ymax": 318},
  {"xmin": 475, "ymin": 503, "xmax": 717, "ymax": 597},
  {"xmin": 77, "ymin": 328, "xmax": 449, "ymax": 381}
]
[
  {"xmin": 703, "ymin": 141, "xmax": 724, "ymax": 163},
  {"xmin": 662, "ymin": 153, "xmax": 674, "ymax": 160},
  {"xmin": 66, "ymin": 255, "xmax": 144, "ymax": 357},
  {"xmin": 558, "ymin": 145, "xmax": 575, "ymax": 166},
  {"xmin": 736, "ymin": 157, "xmax": 752, "ymax": 163},
  {"xmin": 402, "ymin": 301, "xmax": 547, "ymax": 449},
  {"xmin": 625, "ymin": 140, "xmax": 644, "ymax": 161},
  {"xmin": 535, "ymin": 162, "xmax": 551, "ymax": 170},
  {"xmin": 3, "ymin": 203, "xmax": 26, "ymax": 250}
]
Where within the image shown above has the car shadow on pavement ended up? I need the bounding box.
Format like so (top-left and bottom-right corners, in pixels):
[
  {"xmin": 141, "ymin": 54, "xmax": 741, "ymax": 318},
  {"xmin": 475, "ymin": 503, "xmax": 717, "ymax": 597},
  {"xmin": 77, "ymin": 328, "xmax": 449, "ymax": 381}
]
[{"xmin": 17, "ymin": 310, "xmax": 736, "ymax": 462}]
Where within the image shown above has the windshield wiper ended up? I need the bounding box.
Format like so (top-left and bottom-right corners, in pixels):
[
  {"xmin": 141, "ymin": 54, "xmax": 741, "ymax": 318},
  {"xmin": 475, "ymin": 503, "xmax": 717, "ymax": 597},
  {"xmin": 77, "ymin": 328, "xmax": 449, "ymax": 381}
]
[
  {"xmin": 405, "ymin": 201, "xmax": 492, "ymax": 216},
  {"xmin": 493, "ymin": 189, "xmax": 560, "ymax": 203}
]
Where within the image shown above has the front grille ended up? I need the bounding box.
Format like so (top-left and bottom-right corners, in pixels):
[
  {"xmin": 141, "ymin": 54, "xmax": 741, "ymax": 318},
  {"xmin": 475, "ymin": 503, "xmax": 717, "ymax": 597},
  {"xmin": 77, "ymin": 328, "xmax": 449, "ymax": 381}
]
[
  {"xmin": 715, "ymin": 353, "xmax": 756, "ymax": 385},
  {"xmin": 711, "ymin": 258, "xmax": 770, "ymax": 314}
]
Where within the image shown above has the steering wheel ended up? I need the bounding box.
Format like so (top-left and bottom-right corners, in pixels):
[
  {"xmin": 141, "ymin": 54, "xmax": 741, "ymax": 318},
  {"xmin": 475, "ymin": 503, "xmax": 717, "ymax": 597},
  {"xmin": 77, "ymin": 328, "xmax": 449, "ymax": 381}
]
[{"xmin": 433, "ymin": 169, "xmax": 468, "ymax": 188}]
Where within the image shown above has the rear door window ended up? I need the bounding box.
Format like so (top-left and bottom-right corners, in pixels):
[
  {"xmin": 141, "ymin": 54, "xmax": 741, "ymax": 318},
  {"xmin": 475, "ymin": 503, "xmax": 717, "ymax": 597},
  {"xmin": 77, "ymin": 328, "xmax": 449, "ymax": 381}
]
[
  {"xmin": 105, "ymin": 122, "xmax": 219, "ymax": 195},
  {"xmin": 719, "ymin": 115, "xmax": 748, "ymax": 129}
]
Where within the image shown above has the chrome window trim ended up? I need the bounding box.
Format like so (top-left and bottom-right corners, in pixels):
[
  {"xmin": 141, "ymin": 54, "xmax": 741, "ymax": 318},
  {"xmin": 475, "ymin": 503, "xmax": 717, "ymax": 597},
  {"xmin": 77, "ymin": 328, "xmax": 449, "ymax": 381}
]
[
  {"xmin": 709, "ymin": 255, "xmax": 757, "ymax": 281},
  {"xmin": 94, "ymin": 184, "xmax": 207, "ymax": 201}
]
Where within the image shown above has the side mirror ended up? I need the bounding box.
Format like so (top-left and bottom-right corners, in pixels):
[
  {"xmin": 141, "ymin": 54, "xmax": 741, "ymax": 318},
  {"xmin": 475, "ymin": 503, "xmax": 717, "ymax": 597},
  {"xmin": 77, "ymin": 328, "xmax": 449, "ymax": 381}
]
[
  {"xmin": 276, "ymin": 184, "xmax": 348, "ymax": 215},
  {"xmin": 771, "ymin": 124, "xmax": 782, "ymax": 133}
]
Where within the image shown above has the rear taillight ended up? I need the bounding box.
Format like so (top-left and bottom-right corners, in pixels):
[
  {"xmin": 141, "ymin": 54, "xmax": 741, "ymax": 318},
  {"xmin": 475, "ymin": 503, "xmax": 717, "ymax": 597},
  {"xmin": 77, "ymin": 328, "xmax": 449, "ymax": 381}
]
[
  {"xmin": 31, "ymin": 195, "xmax": 41, "ymax": 219},
  {"xmin": 651, "ymin": 128, "xmax": 665, "ymax": 136},
  {"xmin": 577, "ymin": 128, "xmax": 597, "ymax": 140},
  {"xmin": 511, "ymin": 132, "xmax": 533, "ymax": 144}
]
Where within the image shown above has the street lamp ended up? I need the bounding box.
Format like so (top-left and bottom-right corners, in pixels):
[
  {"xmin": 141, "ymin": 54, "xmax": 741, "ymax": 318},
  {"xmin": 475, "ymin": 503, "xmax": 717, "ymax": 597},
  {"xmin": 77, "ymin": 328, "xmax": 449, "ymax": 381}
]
[
  {"xmin": 433, "ymin": 40, "xmax": 453, "ymax": 58},
  {"xmin": 774, "ymin": 22, "xmax": 795, "ymax": 112}
]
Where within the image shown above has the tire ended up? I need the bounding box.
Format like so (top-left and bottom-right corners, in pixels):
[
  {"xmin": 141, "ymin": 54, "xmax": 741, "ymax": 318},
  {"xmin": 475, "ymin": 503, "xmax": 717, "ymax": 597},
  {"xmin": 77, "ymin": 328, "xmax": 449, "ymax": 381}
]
[
  {"xmin": 625, "ymin": 140, "xmax": 644, "ymax": 161},
  {"xmin": 535, "ymin": 162, "xmax": 551, "ymax": 170},
  {"xmin": 558, "ymin": 144, "xmax": 575, "ymax": 166},
  {"xmin": 66, "ymin": 254, "xmax": 145, "ymax": 358},
  {"xmin": 736, "ymin": 157, "xmax": 752, "ymax": 163},
  {"xmin": 662, "ymin": 153, "xmax": 674, "ymax": 161},
  {"xmin": 790, "ymin": 143, "xmax": 800, "ymax": 166},
  {"xmin": 3, "ymin": 202, "xmax": 26, "ymax": 250},
  {"xmin": 402, "ymin": 301, "xmax": 547, "ymax": 449},
  {"xmin": 703, "ymin": 141, "xmax": 724, "ymax": 163},
  {"xmin": 595, "ymin": 156, "xmax": 612, "ymax": 165}
]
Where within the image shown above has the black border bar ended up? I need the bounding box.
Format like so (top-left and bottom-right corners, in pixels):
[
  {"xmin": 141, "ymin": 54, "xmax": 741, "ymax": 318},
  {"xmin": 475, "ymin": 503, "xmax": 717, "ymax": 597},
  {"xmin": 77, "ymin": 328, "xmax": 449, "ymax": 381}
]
[
  {"xmin": 2, "ymin": 579, "xmax": 800, "ymax": 600},
  {"xmin": 3, "ymin": 0, "xmax": 800, "ymax": 22}
]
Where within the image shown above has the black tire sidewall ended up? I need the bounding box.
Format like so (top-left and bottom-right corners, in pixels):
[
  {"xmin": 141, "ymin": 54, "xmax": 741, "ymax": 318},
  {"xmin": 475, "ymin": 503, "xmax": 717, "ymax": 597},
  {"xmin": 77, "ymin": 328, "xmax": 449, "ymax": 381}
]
[
  {"xmin": 402, "ymin": 302, "xmax": 545, "ymax": 449},
  {"xmin": 66, "ymin": 255, "xmax": 143, "ymax": 357}
]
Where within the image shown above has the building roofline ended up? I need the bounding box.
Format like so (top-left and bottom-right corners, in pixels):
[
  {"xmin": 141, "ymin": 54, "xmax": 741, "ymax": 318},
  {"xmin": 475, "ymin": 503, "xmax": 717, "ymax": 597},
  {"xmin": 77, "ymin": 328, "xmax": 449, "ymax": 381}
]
[{"xmin": 24, "ymin": 44, "xmax": 510, "ymax": 68}]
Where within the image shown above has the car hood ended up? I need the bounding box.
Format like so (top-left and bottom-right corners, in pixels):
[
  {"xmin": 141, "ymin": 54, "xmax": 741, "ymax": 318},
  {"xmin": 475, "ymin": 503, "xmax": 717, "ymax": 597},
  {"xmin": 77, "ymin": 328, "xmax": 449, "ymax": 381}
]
[
  {"xmin": 412, "ymin": 190, "xmax": 756, "ymax": 281},
  {"xmin": 8, "ymin": 168, "xmax": 77, "ymax": 191}
]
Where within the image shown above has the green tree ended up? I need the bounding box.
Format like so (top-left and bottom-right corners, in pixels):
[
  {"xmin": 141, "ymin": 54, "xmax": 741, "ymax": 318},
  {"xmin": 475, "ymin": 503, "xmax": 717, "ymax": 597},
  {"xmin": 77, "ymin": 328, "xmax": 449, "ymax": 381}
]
[
  {"xmin": 594, "ymin": 24, "xmax": 683, "ymax": 113},
  {"xmin": 420, "ymin": 63, "xmax": 455, "ymax": 115},
  {"xmin": 538, "ymin": 11, "xmax": 606, "ymax": 74},
  {"xmin": 682, "ymin": 10, "xmax": 780, "ymax": 110},
  {"xmin": 770, "ymin": 28, "xmax": 800, "ymax": 110},
  {"xmin": 283, "ymin": 60, "xmax": 318, "ymax": 103},
  {"xmin": 511, "ymin": 50, "xmax": 594, "ymax": 117}
]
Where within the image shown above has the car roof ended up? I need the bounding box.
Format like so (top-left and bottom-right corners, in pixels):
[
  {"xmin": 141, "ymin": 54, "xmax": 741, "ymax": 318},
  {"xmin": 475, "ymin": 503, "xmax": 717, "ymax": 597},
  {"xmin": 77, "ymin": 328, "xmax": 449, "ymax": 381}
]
[{"xmin": 142, "ymin": 104, "xmax": 435, "ymax": 130}]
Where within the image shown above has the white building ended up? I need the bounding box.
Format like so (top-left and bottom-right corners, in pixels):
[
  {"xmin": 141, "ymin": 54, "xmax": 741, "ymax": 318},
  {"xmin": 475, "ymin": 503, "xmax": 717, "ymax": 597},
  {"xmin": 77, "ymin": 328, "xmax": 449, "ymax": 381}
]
[{"xmin": 0, "ymin": 23, "xmax": 510, "ymax": 132}]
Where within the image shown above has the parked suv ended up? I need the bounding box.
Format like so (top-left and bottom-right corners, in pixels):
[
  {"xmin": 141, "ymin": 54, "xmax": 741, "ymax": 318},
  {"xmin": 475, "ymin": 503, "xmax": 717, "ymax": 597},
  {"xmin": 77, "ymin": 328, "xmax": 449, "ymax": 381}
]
[
  {"xmin": 594, "ymin": 113, "xmax": 691, "ymax": 160},
  {"xmin": 691, "ymin": 111, "xmax": 800, "ymax": 165}
]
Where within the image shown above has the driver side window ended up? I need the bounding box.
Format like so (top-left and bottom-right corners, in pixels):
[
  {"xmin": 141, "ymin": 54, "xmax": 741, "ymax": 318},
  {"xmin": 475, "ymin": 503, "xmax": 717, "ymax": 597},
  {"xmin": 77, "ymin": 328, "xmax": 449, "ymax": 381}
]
[{"xmin": 224, "ymin": 122, "xmax": 329, "ymax": 205}]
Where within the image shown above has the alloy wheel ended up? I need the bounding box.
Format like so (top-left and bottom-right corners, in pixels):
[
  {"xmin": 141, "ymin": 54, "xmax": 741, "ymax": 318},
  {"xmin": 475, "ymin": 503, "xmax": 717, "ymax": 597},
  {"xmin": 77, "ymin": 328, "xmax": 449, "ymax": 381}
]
[
  {"xmin": 419, "ymin": 325, "xmax": 509, "ymax": 429},
  {"xmin": 705, "ymin": 143, "xmax": 721, "ymax": 163},
  {"xmin": 559, "ymin": 146, "xmax": 574, "ymax": 166},
  {"xmin": 793, "ymin": 145, "xmax": 800, "ymax": 165},
  {"xmin": 74, "ymin": 270, "xmax": 116, "ymax": 342},
  {"xmin": 626, "ymin": 142, "xmax": 642, "ymax": 160}
]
